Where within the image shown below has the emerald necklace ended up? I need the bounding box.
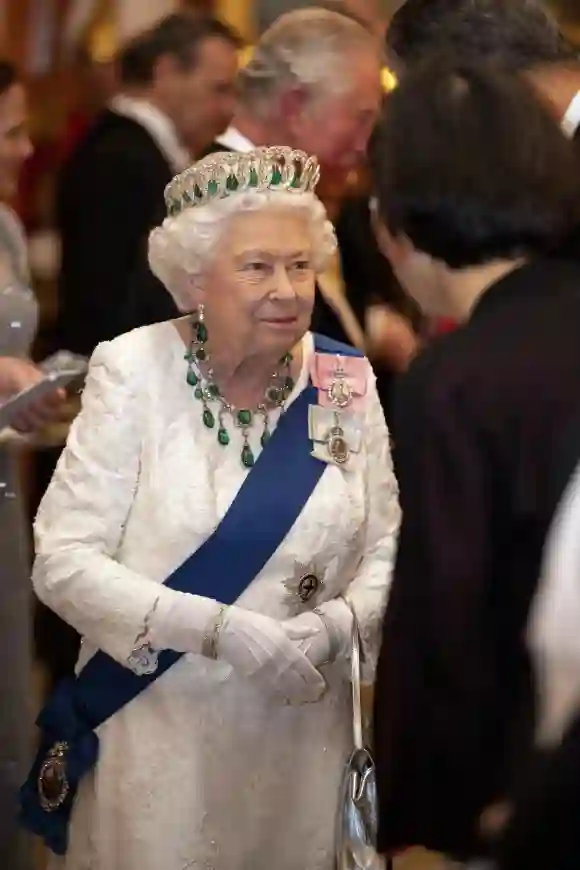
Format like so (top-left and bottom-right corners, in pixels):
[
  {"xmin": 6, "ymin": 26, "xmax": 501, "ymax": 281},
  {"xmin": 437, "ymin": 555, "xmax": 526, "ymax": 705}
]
[{"xmin": 184, "ymin": 309, "xmax": 295, "ymax": 468}]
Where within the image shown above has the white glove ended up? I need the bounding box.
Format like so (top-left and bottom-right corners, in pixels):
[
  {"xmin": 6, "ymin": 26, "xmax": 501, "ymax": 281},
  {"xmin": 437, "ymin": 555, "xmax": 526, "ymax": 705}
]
[
  {"xmin": 283, "ymin": 600, "xmax": 354, "ymax": 668},
  {"xmin": 218, "ymin": 606, "xmax": 327, "ymax": 705},
  {"xmin": 283, "ymin": 612, "xmax": 331, "ymax": 668}
]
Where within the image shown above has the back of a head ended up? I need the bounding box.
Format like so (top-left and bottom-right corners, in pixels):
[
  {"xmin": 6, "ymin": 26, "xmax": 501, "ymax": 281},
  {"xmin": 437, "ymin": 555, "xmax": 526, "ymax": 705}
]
[
  {"xmin": 118, "ymin": 12, "xmax": 241, "ymax": 87},
  {"xmin": 238, "ymin": 7, "xmax": 381, "ymax": 114},
  {"xmin": 371, "ymin": 58, "xmax": 580, "ymax": 268},
  {"xmin": 386, "ymin": 0, "xmax": 574, "ymax": 73}
]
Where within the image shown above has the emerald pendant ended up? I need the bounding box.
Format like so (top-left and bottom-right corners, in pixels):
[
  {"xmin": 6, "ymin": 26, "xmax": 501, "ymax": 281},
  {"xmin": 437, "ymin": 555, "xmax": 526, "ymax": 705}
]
[
  {"xmin": 184, "ymin": 349, "xmax": 193, "ymax": 361},
  {"xmin": 194, "ymin": 386, "xmax": 203, "ymax": 399},
  {"xmin": 241, "ymin": 444, "xmax": 255, "ymax": 468},
  {"xmin": 196, "ymin": 322, "xmax": 208, "ymax": 342},
  {"xmin": 217, "ymin": 427, "xmax": 230, "ymax": 446},
  {"xmin": 237, "ymin": 409, "xmax": 252, "ymax": 426},
  {"xmin": 203, "ymin": 408, "xmax": 215, "ymax": 428},
  {"xmin": 260, "ymin": 429, "xmax": 271, "ymax": 448},
  {"xmin": 186, "ymin": 369, "xmax": 198, "ymax": 386},
  {"xmin": 207, "ymin": 383, "xmax": 220, "ymax": 398}
]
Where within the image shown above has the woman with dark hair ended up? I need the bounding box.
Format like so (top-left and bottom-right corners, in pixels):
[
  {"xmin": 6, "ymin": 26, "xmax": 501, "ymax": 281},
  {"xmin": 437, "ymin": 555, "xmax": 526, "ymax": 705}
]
[
  {"xmin": 370, "ymin": 59, "xmax": 580, "ymax": 867},
  {"xmin": 0, "ymin": 60, "xmax": 64, "ymax": 870}
]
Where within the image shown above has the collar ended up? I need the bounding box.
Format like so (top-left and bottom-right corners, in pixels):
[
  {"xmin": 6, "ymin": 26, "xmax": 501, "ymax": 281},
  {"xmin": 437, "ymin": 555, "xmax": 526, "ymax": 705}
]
[
  {"xmin": 470, "ymin": 258, "xmax": 580, "ymax": 323},
  {"xmin": 109, "ymin": 95, "xmax": 191, "ymax": 172},
  {"xmin": 561, "ymin": 90, "xmax": 580, "ymax": 139},
  {"xmin": 215, "ymin": 126, "xmax": 255, "ymax": 153}
]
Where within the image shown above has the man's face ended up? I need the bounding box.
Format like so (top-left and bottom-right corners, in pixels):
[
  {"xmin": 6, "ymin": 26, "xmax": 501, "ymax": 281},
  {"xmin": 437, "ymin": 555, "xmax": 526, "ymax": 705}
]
[
  {"xmin": 164, "ymin": 37, "xmax": 239, "ymax": 153},
  {"xmin": 288, "ymin": 49, "xmax": 382, "ymax": 172}
]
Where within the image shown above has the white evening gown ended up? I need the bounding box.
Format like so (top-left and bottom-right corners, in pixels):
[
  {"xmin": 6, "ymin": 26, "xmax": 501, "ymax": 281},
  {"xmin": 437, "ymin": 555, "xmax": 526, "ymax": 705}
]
[{"xmin": 33, "ymin": 322, "xmax": 400, "ymax": 870}]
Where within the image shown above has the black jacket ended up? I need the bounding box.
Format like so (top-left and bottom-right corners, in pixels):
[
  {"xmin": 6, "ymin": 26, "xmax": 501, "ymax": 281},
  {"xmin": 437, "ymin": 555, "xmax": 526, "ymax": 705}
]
[
  {"xmin": 374, "ymin": 258, "xmax": 580, "ymax": 861},
  {"xmin": 55, "ymin": 109, "xmax": 174, "ymax": 356}
]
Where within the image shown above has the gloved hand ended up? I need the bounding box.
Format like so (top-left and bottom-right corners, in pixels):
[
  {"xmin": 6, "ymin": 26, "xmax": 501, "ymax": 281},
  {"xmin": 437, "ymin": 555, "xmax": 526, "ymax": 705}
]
[
  {"xmin": 283, "ymin": 599, "xmax": 353, "ymax": 668},
  {"xmin": 218, "ymin": 606, "xmax": 327, "ymax": 704},
  {"xmin": 283, "ymin": 611, "xmax": 331, "ymax": 669}
]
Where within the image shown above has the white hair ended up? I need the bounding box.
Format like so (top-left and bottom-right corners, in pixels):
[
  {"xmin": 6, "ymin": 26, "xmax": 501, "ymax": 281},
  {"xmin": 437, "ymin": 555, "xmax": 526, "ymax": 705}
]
[
  {"xmin": 238, "ymin": 8, "xmax": 382, "ymax": 116},
  {"xmin": 148, "ymin": 189, "xmax": 337, "ymax": 312}
]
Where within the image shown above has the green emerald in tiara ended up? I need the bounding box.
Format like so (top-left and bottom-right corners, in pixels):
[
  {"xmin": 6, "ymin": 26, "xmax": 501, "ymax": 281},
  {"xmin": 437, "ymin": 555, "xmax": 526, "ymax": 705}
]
[{"xmin": 164, "ymin": 146, "xmax": 320, "ymax": 217}]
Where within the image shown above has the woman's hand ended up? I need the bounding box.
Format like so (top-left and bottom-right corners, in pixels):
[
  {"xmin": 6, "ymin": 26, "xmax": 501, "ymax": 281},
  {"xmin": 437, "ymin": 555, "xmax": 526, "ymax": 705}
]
[
  {"xmin": 478, "ymin": 801, "xmax": 512, "ymax": 840},
  {"xmin": 283, "ymin": 611, "xmax": 331, "ymax": 669},
  {"xmin": 366, "ymin": 304, "xmax": 419, "ymax": 372},
  {"xmin": 218, "ymin": 607, "xmax": 327, "ymax": 704},
  {"xmin": 0, "ymin": 356, "xmax": 66, "ymax": 433}
]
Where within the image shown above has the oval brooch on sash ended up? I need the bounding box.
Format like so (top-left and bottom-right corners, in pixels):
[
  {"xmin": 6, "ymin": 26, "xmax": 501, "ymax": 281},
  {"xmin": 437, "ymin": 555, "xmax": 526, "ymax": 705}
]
[{"xmin": 38, "ymin": 741, "xmax": 70, "ymax": 812}]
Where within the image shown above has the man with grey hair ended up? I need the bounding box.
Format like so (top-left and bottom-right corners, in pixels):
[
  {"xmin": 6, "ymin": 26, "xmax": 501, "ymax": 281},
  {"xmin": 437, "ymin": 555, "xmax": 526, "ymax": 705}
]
[{"xmin": 128, "ymin": 5, "xmax": 421, "ymax": 394}]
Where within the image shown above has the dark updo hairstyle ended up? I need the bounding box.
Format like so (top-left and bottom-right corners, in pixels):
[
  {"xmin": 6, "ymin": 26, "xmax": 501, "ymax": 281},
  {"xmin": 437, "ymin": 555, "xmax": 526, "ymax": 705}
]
[
  {"xmin": 370, "ymin": 58, "xmax": 580, "ymax": 269},
  {"xmin": 0, "ymin": 61, "xmax": 18, "ymax": 96}
]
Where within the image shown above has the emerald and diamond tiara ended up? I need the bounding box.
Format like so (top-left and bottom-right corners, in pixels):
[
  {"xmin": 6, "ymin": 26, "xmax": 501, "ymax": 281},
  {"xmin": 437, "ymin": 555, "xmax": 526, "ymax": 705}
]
[{"xmin": 164, "ymin": 145, "xmax": 320, "ymax": 217}]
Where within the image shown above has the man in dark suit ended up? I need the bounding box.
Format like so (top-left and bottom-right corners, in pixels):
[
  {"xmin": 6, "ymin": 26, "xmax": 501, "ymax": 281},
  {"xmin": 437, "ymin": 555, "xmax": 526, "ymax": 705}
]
[
  {"xmin": 54, "ymin": 12, "xmax": 240, "ymax": 357},
  {"xmin": 123, "ymin": 5, "xmax": 421, "ymax": 389}
]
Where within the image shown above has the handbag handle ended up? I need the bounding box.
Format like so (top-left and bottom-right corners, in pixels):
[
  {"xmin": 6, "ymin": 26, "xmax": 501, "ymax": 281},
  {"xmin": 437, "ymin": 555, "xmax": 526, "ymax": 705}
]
[{"xmin": 348, "ymin": 601, "xmax": 364, "ymax": 751}]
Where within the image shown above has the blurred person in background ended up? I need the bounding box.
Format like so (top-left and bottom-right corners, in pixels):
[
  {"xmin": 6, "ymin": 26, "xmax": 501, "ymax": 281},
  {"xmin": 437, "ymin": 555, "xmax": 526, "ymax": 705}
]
[
  {"xmin": 54, "ymin": 11, "xmax": 240, "ymax": 359},
  {"xmin": 126, "ymin": 5, "xmax": 421, "ymax": 408},
  {"xmin": 0, "ymin": 60, "xmax": 66, "ymax": 870},
  {"xmin": 370, "ymin": 58, "xmax": 580, "ymax": 867},
  {"xmin": 385, "ymin": 0, "xmax": 580, "ymax": 259},
  {"xmin": 59, "ymin": 44, "xmax": 118, "ymax": 163}
]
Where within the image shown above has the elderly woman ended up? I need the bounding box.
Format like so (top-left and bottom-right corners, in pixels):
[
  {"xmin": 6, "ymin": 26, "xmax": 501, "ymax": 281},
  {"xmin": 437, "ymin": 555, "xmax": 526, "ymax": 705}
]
[{"xmin": 21, "ymin": 146, "xmax": 399, "ymax": 870}]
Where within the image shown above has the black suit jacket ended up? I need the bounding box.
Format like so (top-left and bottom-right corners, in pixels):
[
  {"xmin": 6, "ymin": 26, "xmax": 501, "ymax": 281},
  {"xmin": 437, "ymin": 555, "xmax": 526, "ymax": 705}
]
[
  {"xmin": 55, "ymin": 110, "xmax": 174, "ymax": 356},
  {"xmin": 374, "ymin": 259, "xmax": 580, "ymax": 861}
]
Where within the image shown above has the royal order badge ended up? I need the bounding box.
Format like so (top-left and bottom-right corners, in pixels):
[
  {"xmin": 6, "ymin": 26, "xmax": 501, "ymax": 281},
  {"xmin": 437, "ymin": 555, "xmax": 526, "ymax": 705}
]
[{"xmin": 38, "ymin": 741, "xmax": 70, "ymax": 812}]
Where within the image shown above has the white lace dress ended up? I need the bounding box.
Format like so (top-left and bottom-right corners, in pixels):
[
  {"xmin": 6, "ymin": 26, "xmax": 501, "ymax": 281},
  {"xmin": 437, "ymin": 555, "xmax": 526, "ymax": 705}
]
[{"xmin": 33, "ymin": 322, "xmax": 400, "ymax": 870}]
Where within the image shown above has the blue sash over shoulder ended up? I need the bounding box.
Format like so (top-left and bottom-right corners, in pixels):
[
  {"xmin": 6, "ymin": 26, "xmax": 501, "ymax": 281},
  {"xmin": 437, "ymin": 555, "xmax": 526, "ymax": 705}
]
[{"xmin": 20, "ymin": 334, "xmax": 363, "ymax": 855}]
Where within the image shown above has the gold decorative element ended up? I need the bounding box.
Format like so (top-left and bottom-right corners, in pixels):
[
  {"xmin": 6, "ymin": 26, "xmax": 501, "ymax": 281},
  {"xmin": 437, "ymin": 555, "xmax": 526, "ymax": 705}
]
[
  {"xmin": 327, "ymin": 357, "xmax": 353, "ymax": 409},
  {"xmin": 326, "ymin": 423, "xmax": 350, "ymax": 465},
  {"xmin": 164, "ymin": 146, "xmax": 320, "ymax": 217},
  {"xmin": 38, "ymin": 742, "xmax": 70, "ymax": 813}
]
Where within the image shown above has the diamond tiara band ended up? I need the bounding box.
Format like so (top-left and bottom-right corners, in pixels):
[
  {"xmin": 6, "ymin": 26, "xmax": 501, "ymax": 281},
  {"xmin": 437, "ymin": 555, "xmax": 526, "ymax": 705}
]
[{"xmin": 164, "ymin": 145, "xmax": 321, "ymax": 217}]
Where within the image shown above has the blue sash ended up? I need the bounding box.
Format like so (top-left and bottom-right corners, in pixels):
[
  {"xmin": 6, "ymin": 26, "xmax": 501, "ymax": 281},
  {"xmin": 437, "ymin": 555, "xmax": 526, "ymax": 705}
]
[{"xmin": 20, "ymin": 334, "xmax": 362, "ymax": 855}]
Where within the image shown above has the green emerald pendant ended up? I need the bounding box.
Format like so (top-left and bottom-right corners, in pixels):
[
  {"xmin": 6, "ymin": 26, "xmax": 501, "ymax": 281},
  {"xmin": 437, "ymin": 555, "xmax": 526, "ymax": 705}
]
[
  {"xmin": 203, "ymin": 408, "xmax": 215, "ymax": 428},
  {"xmin": 196, "ymin": 322, "xmax": 208, "ymax": 342},
  {"xmin": 217, "ymin": 427, "xmax": 230, "ymax": 446},
  {"xmin": 260, "ymin": 429, "xmax": 271, "ymax": 448},
  {"xmin": 186, "ymin": 369, "xmax": 198, "ymax": 386},
  {"xmin": 237, "ymin": 409, "xmax": 252, "ymax": 426},
  {"xmin": 241, "ymin": 444, "xmax": 255, "ymax": 468}
]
